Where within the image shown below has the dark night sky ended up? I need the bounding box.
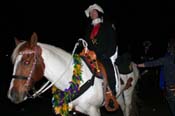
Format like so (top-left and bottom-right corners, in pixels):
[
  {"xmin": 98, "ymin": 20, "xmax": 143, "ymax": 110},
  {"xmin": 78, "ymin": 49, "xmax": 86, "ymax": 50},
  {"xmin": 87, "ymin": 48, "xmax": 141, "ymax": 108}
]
[{"xmin": 1, "ymin": 0, "xmax": 175, "ymax": 53}]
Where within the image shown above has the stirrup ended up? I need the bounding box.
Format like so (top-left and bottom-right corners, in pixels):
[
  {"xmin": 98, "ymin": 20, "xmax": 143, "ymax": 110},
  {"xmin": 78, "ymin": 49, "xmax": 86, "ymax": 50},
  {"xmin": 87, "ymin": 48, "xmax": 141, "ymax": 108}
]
[{"xmin": 104, "ymin": 90, "xmax": 119, "ymax": 112}]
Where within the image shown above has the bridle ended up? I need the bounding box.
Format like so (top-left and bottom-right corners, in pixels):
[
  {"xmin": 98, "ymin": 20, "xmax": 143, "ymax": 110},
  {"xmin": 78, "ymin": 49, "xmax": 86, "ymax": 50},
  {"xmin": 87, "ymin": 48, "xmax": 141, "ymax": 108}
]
[{"xmin": 13, "ymin": 47, "xmax": 40, "ymax": 98}]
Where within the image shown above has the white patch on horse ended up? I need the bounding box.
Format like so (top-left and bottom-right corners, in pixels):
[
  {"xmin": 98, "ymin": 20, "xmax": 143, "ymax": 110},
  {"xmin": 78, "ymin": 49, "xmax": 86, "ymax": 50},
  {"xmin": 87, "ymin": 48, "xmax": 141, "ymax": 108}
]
[
  {"xmin": 7, "ymin": 78, "xmax": 15, "ymax": 100},
  {"xmin": 12, "ymin": 55, "xmax": 22, "ymax": 75}
]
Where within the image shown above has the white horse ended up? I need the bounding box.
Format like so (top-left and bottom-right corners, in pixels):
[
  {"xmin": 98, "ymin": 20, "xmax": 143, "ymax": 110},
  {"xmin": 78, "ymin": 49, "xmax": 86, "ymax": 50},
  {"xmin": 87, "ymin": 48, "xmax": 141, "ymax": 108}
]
[{"xmin": 7, "ymin": 32, "xmax": 139, "ymax": 116}]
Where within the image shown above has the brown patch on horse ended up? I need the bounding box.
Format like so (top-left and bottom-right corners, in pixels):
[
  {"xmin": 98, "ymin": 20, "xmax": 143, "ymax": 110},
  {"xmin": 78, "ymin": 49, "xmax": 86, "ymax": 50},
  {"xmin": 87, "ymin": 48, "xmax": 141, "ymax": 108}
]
[{"xmin": 124, "ymin": 77, "xmax": 133, "ymax": 90}]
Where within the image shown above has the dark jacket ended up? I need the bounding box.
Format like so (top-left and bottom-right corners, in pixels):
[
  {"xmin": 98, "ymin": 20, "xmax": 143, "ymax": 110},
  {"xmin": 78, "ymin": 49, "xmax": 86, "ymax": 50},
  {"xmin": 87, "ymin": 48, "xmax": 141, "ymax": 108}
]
[{"xmin": 84, "ymin": 21, "xmax": 117, "ymax": 59}]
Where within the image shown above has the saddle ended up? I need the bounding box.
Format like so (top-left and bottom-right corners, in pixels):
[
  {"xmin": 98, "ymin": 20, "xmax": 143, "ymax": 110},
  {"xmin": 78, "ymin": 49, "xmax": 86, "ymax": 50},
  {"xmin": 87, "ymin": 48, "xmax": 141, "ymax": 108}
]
[{"xmin": 80, "ymin": 49, "xmax": 119, "ymax": 112}]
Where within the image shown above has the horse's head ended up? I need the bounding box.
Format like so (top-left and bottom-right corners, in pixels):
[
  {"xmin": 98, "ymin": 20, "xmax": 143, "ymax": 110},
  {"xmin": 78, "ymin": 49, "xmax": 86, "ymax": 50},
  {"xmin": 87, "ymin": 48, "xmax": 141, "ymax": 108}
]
[{"xmin": 8, "ymin": 32, "xmax": 45, "ymax": 104}]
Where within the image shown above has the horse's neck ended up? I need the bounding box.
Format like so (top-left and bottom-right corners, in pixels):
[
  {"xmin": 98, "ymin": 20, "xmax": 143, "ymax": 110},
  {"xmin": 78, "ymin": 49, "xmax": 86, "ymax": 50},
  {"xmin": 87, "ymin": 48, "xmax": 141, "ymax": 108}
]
[
  {"xmin": 39, "ymin": 43, "xmax": 73, "ymax": 90},
  {"xmin": 39, "ymin": 43, "xmax": 93, "ymax": 91}
]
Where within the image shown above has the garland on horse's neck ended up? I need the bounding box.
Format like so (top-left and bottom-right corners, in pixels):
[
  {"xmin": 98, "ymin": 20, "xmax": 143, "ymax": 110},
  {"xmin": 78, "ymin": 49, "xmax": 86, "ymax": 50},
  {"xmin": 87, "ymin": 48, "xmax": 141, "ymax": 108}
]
[{"xmin": 51, "ymin": 54, "xmax": 83, "ymax": 116}]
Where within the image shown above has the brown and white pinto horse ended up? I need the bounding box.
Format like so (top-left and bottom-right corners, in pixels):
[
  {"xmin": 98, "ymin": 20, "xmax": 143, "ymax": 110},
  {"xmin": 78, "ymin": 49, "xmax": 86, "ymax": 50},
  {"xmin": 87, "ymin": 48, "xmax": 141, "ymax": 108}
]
[
  {"xmin": 8, "ymin": 32, "xmax": 109, "ymax": 116},
  {"xmin": 7, "ymin": 32, "xmax": 139, "ymax": 116}
]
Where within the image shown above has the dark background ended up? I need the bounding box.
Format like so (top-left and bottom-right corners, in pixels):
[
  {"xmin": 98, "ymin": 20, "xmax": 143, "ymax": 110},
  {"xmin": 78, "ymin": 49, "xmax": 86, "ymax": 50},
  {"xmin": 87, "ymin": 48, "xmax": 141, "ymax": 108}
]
[
  {"xmin": 1, "ymin": 0, "xmax": 175, "ymax": 51},
  {"xmin": 0, "ymin": 0, "xmax": 175, "ymax": 116},
  {"xmin": 1, "ymin": 0, "xmax": 175, "ymax": 67}
]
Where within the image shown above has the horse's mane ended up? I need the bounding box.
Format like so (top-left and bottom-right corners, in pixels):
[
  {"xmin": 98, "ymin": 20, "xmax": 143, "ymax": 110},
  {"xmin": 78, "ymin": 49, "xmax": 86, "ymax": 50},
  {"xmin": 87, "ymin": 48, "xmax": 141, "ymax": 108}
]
[
  {"xmin": 11, "ymin": 41, "xmax": 71, "ymax": 64},
  {"xmin": 38, "ymin": 42, "xmax": 71, "ymax": 59},
  {"xmin": 38, "ymin": 43, "xmax": 71, "ymax": 58}
]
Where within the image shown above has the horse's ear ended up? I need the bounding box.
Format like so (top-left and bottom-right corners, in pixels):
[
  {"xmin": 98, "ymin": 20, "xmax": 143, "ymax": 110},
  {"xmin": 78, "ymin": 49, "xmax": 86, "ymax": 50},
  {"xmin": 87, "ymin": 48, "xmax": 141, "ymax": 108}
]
[
  {"xmin": 14, "ymin": 37, "xmax": 21, "ymax": 46},
  {"xmin": 30, "ymin": 32, "xmax": 38, "ymax": 47}
]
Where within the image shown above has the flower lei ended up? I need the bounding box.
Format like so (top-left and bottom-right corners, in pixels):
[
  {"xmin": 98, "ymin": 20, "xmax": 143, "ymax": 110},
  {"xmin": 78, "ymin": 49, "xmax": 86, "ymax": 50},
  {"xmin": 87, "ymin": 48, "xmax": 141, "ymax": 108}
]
[{"xmin": 51, "ymin": 54, "xmax": 83, "ymax": 116}]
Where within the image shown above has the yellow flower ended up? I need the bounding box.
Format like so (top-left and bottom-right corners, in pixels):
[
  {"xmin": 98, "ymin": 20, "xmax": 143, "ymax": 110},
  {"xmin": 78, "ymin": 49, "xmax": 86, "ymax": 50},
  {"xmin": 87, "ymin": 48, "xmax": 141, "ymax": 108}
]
[
  {"xmin": 52, "ymin": 86, "xmax": 58, "ymax": 93},
  {"xmin": 62, "ymin": 103, "xmax": 68, "ymax": 111},
  {"xmin": 77, "ymin": 64, "xmax": 81, "ymax": 69},
  {"xmin": 54, "ymin": 106, "xmax": 61, "ymax": 114},
  {"xmin": 55, "ymin": 95, "xmax": 59, "ymax": 99},
  {"xmin": 77, "ymin": 80, "xmax": 80, "ymax": 84},
  {"xmin": 73, "ymin": 70, "xmax": 77, "ymax": 76}
]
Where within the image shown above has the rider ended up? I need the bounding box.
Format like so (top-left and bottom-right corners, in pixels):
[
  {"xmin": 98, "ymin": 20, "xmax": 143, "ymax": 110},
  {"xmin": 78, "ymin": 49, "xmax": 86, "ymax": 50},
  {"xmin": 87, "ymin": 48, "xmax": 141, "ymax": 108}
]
[{"xmin": 83, "ymin": 3, "xmax": 118, "ymax": 96}]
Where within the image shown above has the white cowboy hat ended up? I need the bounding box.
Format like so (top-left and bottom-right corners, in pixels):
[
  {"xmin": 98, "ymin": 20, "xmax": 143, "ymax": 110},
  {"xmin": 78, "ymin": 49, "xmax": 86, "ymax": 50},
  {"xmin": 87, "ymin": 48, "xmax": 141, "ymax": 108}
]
[{"xmin": 85, "ymin": 3, "xmax": 104, "ymax": 18}]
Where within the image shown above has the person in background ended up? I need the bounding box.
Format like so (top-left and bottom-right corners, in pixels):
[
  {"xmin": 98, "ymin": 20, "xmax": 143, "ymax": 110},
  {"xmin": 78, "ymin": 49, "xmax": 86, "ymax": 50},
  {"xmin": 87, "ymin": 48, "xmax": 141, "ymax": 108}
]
[
  {"xmin": 159, "ymin": 51, "xmax": 170, "ymax": 96},
  {"xmin": 137, "ymin": 37, "xmax": 175, "ymax": 116},
  {"xmin": 84, "ymin": 3, "xmax": 117, "ymax": 96}
]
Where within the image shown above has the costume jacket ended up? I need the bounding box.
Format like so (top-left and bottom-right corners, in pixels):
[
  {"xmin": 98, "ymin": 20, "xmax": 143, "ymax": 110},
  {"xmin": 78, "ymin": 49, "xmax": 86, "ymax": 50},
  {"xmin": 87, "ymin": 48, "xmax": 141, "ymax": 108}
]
[{"xmin": 85, "ymin": 21, "xmax": 117, "ymax": 59}]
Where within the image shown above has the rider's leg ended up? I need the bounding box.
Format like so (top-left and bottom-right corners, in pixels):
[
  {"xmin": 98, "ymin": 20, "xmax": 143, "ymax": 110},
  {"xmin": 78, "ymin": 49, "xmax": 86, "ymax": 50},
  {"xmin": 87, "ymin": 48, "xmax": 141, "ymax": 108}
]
[{"xmin": 101, "ymin": 58, "xmax": 116, "ymax": 96}]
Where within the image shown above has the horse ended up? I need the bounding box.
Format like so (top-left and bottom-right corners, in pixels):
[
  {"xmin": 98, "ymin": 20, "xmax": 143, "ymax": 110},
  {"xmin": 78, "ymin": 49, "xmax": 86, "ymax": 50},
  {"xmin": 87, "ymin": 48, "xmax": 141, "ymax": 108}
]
[{"xmin": 7, "ymin": 32, "xmax": 139, "ymax": 116}]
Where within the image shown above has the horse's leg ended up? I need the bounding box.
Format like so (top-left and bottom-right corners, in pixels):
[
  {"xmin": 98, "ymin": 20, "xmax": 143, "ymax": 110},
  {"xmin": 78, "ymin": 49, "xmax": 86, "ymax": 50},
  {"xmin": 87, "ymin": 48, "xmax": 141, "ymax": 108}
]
[
  {"xmin": 123, "ymin": 71, "xmax": 136, "ymax": 116},
  {"xmin": 123, "ymin": 86, "xmax": 134, "ymax": 116},
  {"xmin": 75, "ymin": 105, "xmax": 101, "ymax": 116},
  {"xmin": 88, "ymin": 106, "xmax": 101, "ymax": 116},
  {"xmin": 117, "ymin": 93, "xmax": 125, "ymax": 115}
]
